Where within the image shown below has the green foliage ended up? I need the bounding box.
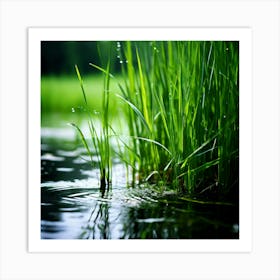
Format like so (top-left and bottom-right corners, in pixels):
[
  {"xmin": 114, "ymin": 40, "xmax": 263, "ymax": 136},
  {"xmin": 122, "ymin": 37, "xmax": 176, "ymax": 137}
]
[
  {"xmin": 116, "ymin": 41, "xmax": 239, "ymax": 198},
  {"xmin": 71, "ymin": 41, "xmax": 239, "ymax": 200},
  {"xmin": 71, "ymin": 65, "xmax": 113, "ymax": 190}
]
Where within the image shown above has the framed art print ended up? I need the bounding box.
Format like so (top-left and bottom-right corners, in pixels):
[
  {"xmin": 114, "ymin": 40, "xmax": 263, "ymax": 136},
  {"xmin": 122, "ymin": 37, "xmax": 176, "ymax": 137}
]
[
  {"xmin": 28, "ymin": 27, "xmax": 252, "ymax": 252},
  {"xmin": 1, "ymin": 1, "xmax": 279, "ymax": 280}
]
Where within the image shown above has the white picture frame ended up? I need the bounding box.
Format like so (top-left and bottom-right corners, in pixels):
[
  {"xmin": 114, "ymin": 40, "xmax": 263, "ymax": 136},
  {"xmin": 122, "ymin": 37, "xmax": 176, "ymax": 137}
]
[
  {"xmin": 1, "ymin": 0, "xmax": 279, "ymax": 279},
  {"xmin": 28, "ymin": 27, "xmax": 251, "ymax": 253}
]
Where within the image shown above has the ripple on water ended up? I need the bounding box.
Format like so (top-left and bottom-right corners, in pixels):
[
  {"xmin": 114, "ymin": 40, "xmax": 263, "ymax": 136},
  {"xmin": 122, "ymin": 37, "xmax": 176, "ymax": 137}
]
[
  {"xmin": 41, "ymin": 153, "xmax": 65, "ymax": 162},
  {"xmin": 136, "ymin": 217, "xmax": 175, "ymax": 223},
  {"xmin": 41, "ymin": 177, "xmax": 101, "ymax": 190},
  {"xmin": 56, "ymin": 167, "xmax": 74, "ymax": 172},
  {"xmin": 41, "ymin": 130, "xmax": 239, "ymax": 239}
]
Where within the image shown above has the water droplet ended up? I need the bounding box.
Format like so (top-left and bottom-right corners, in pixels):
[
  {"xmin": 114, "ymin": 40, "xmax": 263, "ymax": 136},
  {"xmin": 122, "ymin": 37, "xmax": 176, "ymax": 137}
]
[
  {"xmin": 120, "ymin": 60, "xmax": 123, "ymax": 64},
  {"xmin": 117, "ymin": 55, "xmax": 120, "ymax": 58},
  {"xmin": 223, "ymin": 115, "xmax": 226, "ymax": 118},
  {"xmin": 126, "ymin": 60, "xmax": 128, "ymax": 63},
  {"xmin": 226, "ymin": 48, "xmax": 229, "ymax": 51},
  {"xmin": 71, "ymin": 107, "xmax": 75, "ymax": 113},
  {"xmin": 117, "ymin": 42, "xmax": 121, "ymax": 48}
]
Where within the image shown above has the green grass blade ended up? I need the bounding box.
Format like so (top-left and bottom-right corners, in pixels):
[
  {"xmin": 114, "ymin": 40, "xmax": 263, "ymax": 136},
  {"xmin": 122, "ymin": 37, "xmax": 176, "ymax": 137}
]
[
  {"xmin": 180, "ymin": 133, "xmax": 219, "ymax": 169},
  {"xmin": 116, "ymin": 94, "xmax": 151, "ymax": 133},
  {"xmin": 89, "ymin": 63, "xmax": 114, "ymax": 78},
  {"xmin": 74, "ymin": 65, "xmax": 88, "ymax": 105},
  {"xmin": 68, "ymin": 123, "xmax": 92, "ymax": 162},
  {"xmin": 131, "ymin": 136, "xmax": 172, "ymax": 155},
  {"xmin": 136, "ymin": 48, "xmax": 151, "ymax": 131}
]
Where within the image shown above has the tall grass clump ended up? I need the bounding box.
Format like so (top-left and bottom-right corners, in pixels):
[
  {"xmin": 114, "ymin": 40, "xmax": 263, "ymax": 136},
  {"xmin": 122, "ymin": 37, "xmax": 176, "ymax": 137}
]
[
  {"xmin": 70, "ymin": 41, "xmax": 239, "ymax": 201},
  {"xmin": 70, "ymin": 62, "xmax": 112, "ymax": 191},
  {"xmin": 116, "ymin": 41, "xmax": 239, "ymax": 199}
]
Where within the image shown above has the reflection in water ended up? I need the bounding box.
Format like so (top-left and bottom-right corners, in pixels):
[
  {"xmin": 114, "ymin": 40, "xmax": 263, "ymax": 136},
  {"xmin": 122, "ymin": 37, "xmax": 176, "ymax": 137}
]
[
  {"xmin": 118, "ymin": 200, "xmax": 237, "ymax": 239},
  {"xmin": 41, "ymin": 128, "xmax": 239, "ymax": 239},
  {"xmin": 81, "ymin": 191, "xmax": 112, "ymax": 239}
]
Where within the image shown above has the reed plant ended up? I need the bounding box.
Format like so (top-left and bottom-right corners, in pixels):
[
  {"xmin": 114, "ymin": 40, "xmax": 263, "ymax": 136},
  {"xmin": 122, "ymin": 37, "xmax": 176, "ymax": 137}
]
[
  {"xmin": 70, "ymin": 63, "xmax": 112, "ymax": 190},
  {"xmin": 71, "ymin": 41, "xmax": 239, "ymax": 200},
  {"xmin": 116, "ymin": 41, "xmax": 239, "ymax": 198}
]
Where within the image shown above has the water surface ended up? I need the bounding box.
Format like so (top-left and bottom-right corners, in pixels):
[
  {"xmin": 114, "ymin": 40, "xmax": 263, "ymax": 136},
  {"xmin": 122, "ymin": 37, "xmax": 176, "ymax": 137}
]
[{"xmin": 41, "ymin": 125, "xmax": 239, "ymax": 239}]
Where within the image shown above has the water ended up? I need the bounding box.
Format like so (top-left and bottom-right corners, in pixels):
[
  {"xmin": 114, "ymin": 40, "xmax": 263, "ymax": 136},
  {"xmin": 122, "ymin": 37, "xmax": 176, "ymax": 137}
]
[{"xmin": 41, "ymin": 125, "xmax": 239, "ymax": 239}]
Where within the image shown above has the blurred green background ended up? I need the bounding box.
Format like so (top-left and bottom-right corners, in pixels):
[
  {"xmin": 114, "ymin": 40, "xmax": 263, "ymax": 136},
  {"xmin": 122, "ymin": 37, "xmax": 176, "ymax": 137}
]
[{"xmin": 41, "ymin": 41, "xmax": 124, "ymax": 123}]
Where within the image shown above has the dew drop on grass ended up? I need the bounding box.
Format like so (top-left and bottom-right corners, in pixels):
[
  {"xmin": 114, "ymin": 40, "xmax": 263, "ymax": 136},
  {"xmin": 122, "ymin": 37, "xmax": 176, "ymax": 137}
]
[
  {"xmin": 120, "ymin": 60, "xmax": 123, "ymax": 64},
  {"xmin": 71, "ymin": 107, "xmax": 75, "ymax": 113},
  {"xmin": 223, "ymin": 115, "xmax": 226, "ymax": 118}
]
